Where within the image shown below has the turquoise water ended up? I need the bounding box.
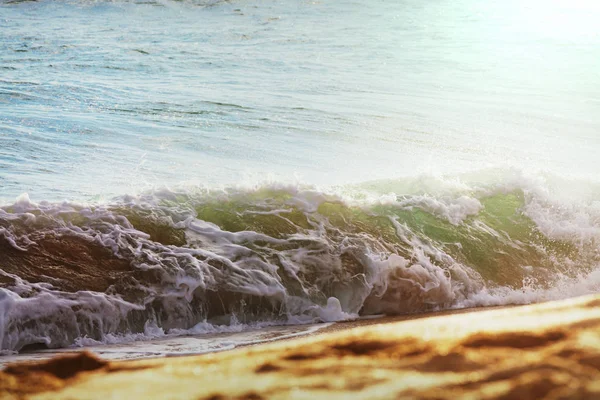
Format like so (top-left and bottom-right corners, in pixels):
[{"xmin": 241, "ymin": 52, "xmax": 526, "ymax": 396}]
[
  {"xmin": 1, "ymin": 0, "xmax": 599, "ymax": 201},
  {"xmin": 1, "ymin": 0, "xmax": 600, "ymax": 352}
]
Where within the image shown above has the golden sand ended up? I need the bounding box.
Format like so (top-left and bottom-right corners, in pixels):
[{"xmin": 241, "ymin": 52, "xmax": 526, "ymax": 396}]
[{"xmin": 3, "ymin": 295, "xmax": 600, "ymax": 399}]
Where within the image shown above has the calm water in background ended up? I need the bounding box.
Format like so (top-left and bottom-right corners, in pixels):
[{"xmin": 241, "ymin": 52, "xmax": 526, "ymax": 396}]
[{"xmin": 1, "ymin": 0, "xmax": 599, "ymax": 203}]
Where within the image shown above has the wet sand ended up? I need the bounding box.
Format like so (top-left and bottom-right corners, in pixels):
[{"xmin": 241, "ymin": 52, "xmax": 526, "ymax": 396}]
[{"xmin": 319, "ymin": 305, "xmax": 514, "ymax": 334}]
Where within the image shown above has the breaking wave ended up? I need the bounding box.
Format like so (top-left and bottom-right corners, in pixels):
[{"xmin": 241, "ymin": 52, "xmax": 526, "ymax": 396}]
[{"xmin": 1, "ymin": 170, "xmax": 599, "ymax": 351}]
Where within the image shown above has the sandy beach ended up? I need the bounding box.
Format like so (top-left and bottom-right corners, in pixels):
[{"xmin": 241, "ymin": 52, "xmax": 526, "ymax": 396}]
[{"xmin": 3, "ymin": 295, "xmax": 600, "ymax": 399}]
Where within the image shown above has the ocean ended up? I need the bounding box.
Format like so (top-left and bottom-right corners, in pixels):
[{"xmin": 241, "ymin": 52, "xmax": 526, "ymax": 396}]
[{"xmin": 1, "ymin": 0, "xmax": 599, "ymax": 356}]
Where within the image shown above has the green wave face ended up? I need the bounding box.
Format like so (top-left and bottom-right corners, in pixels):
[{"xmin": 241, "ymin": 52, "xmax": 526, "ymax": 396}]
[{"xmin": 189, "ymin": 189, "xmax": 590, "ymax": 287}]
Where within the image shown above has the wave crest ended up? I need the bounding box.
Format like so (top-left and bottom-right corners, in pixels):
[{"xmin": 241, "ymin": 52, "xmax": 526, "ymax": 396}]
[{"xmin": 1, "ymin": 175, "xmax": 599, "ymax": 351}]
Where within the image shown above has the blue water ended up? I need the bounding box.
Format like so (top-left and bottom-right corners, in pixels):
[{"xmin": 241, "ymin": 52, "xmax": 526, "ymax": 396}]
[{"xmin": 1, "ymin": 0, "xmax": 599, "ymax": 202}]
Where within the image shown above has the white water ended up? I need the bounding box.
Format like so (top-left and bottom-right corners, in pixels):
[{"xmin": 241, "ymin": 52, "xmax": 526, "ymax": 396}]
[{"xmin": 0, "ymin": 172, "xmax": 599, "ymax": 355}]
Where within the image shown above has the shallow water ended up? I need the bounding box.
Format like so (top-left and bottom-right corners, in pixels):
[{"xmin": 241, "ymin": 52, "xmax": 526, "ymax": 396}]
[
  {"xmin": 1, "ymin": 0, "xmax": 599, "ymax": 353},
  {"xmin": 0, "ymin": 322, "xmax": 332, "ymax": 365}
]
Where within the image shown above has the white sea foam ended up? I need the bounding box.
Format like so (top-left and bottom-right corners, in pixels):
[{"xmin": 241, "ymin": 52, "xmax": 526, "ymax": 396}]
[
  {"xmin": 0, "ymin": 171, "xmax": 599, "ymax": 352},
  {"xmin": 458, "ymin": 265, "xmax": 600, "ymax": 308}
]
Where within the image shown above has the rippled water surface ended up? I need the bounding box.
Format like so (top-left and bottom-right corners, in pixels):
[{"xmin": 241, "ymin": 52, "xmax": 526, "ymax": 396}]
[{"xmin": 1, "ymin": 0, "xmax": 598, "ymax": 201}]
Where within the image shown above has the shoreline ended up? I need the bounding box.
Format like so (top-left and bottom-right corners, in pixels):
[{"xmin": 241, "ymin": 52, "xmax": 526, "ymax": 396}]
[
  {"xmin": 3, "ymin": 296, "xmax": 597, "ymax": 399},
  {"xmin": 0, "ymin": 305, "xmax": 509, "ymax": 367},
  {"xmin": 318, "ymin": 304, "xmax": 516, "ymax": 334}
]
